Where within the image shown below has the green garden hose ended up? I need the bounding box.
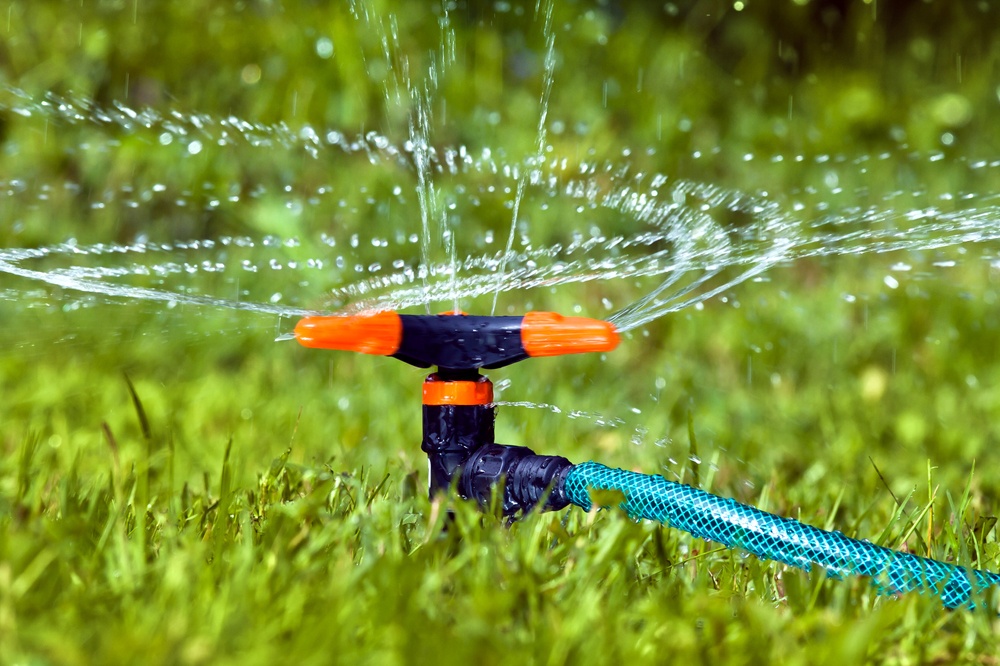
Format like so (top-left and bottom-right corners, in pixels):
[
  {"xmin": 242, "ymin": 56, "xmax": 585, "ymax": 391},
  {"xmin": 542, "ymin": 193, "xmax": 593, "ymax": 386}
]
[{"xmin": 564, "ymin": 462, "xmax": 1000, "ymax": 610}]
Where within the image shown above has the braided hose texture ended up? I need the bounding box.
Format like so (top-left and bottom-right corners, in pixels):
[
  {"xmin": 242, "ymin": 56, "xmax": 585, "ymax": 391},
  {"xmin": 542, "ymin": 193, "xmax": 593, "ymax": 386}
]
[{"xmin": 564, "ymin": 462, "xmax": 1000, "ymax": 609}]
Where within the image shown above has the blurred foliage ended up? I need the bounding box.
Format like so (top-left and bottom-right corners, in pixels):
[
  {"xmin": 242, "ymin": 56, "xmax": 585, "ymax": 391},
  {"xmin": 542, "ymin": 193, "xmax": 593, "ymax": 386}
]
[{"xmin": 3, "ymin": 0, "xmax": 999, "ymax": 154}]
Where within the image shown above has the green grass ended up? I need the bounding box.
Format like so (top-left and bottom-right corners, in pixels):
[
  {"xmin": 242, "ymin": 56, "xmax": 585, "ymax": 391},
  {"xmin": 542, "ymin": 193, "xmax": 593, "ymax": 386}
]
[
  {"xmin": 4, "ymin": 1, "xmax": 1000, "ymax": 664},
  {"xmin": 5, "ymin": 263, "xmax": 1000, "ymax": 664}
]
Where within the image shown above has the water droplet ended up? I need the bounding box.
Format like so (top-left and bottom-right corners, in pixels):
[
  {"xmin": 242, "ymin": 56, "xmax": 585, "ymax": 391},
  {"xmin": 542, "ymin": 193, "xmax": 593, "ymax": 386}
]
[
  {"xmin": 241, "ymin": 64, "xmax": 262, "ymax": 85},
  {"xmin": 315, "ymin": 37, "xmax": 334, "ymax": 59}
]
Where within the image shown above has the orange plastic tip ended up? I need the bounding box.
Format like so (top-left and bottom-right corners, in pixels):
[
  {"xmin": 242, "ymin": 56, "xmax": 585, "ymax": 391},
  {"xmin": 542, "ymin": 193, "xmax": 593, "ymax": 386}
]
[
  {"xmin": 294, "ymin": 311, "xmax": 402, "ymax": 355},
  {"xmin": 521, "ymin": 311, "xmax": 619, "ymax": 358},
  {"xmin": 422, "ymin": 375, "xmax": 493, "ymax": 406}
]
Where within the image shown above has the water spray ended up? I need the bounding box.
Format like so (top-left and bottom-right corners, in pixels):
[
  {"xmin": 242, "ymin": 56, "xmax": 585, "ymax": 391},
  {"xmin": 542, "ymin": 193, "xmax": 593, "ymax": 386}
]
[{"xmin": 295, "ymin": 311, "xmax": 1000, "ymax": 610}]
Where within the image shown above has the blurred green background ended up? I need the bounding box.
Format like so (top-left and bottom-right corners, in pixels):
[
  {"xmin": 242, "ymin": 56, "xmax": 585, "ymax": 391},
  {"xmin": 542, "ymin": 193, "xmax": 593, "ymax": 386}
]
[{"xmin": 3, "ymin": 1, "xmax": 1000, "ymax": 663}]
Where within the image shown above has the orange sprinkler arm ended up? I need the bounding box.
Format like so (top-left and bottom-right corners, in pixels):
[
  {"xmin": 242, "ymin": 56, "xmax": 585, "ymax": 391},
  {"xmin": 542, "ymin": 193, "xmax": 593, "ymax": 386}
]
[
  {"xmin": 520, "ymin": 311, "xmax": 619, "ymax": 357},
  {"xmin": 294, "ymin": 311, "xmax": 618, "ymax": 371},
  {"xmin": 294, "ymin": 311, "xmax": 402, "ymax": 355}
]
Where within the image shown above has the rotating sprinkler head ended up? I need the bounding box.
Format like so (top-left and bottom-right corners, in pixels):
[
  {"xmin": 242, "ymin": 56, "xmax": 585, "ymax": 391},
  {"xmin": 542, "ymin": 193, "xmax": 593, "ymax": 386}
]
[
  {"xmin": 294, "ymin": 310, "xmax": 619, "ymax": 373},
  {"xmin": 294, "ymin": 310, "xmax": 618, "ymax": 515}
]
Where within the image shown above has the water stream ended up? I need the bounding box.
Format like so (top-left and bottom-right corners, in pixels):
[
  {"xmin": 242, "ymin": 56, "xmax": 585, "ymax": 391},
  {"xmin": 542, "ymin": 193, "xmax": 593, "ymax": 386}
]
[
  {"xmin": 4, "ymin": 95, "xmax": 998, "ymax": 326},
  {"xmin": 492, "ymin": 0, "xmax": 557, "ymax": 315}
]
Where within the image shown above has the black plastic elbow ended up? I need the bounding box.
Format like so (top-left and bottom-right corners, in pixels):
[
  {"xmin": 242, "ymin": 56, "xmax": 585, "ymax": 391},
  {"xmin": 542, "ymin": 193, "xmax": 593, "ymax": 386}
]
[
  {"xmin": 419, "ymin": 371, "xmax": 572, "ymax": 517},
  {"xmin": 458, "ymin": 444, "xmax": 573, "ymax": 516}
]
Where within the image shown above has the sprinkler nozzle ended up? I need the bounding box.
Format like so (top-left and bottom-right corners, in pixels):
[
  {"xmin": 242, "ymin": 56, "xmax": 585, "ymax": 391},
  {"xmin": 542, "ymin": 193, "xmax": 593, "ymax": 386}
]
[
  {"xmin": 294, "ymin": 311, "xmax": 402, "ymax": 355},
  {"xmin": 520, "ymin": 311, "xmax": 619, "ymax": 357},
  {"xmin": 295, "ymin": 310, "xmax": 618, "ymax": 371}
]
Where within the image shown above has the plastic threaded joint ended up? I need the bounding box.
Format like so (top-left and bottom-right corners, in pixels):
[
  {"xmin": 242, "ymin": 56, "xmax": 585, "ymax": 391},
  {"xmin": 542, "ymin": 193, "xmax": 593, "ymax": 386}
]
[{"xmin": 459, "ymin": 444, "xmax": 573, "ymax": 515}]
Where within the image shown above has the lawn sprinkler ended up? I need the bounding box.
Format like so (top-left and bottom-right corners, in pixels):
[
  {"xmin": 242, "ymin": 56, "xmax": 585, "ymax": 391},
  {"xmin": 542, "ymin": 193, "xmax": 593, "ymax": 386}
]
[
  {"xmin": 295, "ymin": 311, "xmax": 618, "ymax": 515},
  {"xmin": 296, "ymin": 310, "xmax": 1000, "ymax": 610}
]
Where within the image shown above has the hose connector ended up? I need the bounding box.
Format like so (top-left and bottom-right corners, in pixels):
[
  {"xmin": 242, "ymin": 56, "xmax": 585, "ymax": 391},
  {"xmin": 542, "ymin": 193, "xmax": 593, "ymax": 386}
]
[{"xmin": 459, "ymin": 444, "xmax": 573, "ymax": 515}]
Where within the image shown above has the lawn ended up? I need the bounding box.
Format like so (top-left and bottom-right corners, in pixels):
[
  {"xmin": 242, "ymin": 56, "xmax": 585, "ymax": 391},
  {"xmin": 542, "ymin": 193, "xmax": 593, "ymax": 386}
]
[{"xmin": 3, "ymin": 1, "xmax": 1000, "ymax": 663}]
